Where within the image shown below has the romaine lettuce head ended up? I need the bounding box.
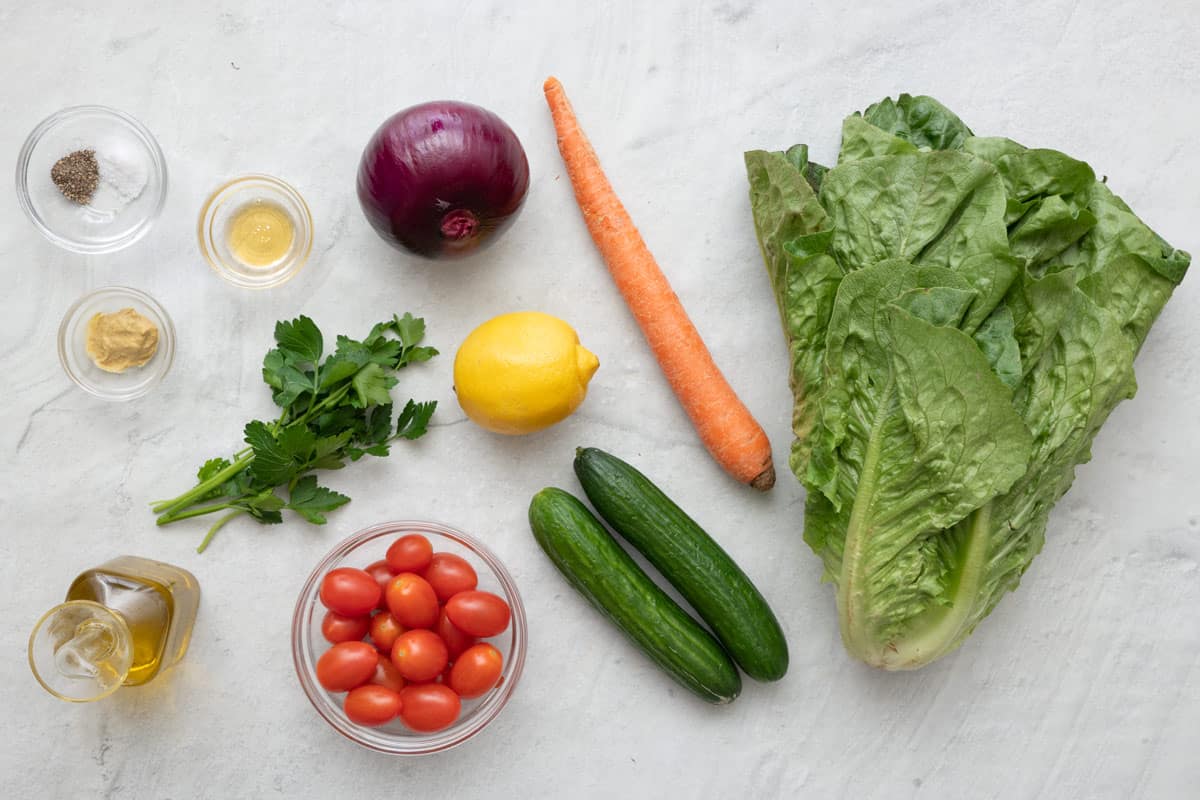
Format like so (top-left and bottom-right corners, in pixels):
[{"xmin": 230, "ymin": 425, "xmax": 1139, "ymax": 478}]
[{"xmin": 745, "ymin": 95, "xmax": 1189, "ymax": 669}]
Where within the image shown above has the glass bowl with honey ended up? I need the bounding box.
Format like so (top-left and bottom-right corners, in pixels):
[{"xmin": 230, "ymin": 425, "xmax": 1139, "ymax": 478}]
[{"xmin": 198, "ymin": 174, "xmax": 313, "ymax": 289}]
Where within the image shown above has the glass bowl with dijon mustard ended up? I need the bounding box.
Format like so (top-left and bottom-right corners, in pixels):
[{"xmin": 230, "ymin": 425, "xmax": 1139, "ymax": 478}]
[
  {"xmin": 198, "ymin": 174, "xmax": 313, "ymax": 289},
  {"xmin": 58, "ymin": 286, "xmax": 175, "ymax": 401}
]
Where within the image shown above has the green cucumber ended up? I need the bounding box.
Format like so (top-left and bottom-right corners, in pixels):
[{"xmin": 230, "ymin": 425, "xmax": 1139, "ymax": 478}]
[
  {"xmin": 574, "ymin": 447, "xmax": 789, "ymax": 682},
  {"xmin": 528, "ymin": 487, "xmax": 742, "ymax": 704}
]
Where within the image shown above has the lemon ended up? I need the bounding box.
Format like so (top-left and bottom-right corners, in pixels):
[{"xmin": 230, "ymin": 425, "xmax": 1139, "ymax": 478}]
[{"xmin": 454, "ymin": 312, "xmax": 600, "ymax": 435}]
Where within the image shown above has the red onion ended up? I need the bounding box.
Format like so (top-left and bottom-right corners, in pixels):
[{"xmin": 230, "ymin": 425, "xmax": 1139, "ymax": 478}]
[{"xmin": 356, "ymin": 101, "xmax": 530, "ymax": 259}]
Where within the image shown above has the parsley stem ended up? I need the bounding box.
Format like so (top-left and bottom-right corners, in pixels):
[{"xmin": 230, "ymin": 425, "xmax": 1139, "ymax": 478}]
[
  {"xmin": 151, "ymin": 453, "xmax": 254, "ymax": 517},
  {"xmin": 156, "ymin": 500, "xmax": 236, "ymax": 525},
  {"xmin": 298, "ymin": 383, "xmax": 353, "ymax": 425},
  {"xmin": 196, "ymin": 509, "xmax": 246, "ymax": 554},
  {"xmin": 151, "ymin": 385, "xmax": 349, "ymax": 521},
  {"xmin": 306, "ymin": 363, "xmax": 321, "ymax": 418}
]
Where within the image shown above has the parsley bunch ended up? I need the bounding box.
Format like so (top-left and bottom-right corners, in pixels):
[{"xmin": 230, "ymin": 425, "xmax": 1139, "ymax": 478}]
[{"xmin": 152, "ymin": 313, "xmax": 437, "ymax": 553}]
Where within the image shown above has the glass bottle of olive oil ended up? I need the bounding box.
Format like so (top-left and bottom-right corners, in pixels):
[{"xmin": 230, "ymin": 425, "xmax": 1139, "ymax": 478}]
[{"xmin": 29, "ymin": 556, "xmax": 200, "ymax": 702}]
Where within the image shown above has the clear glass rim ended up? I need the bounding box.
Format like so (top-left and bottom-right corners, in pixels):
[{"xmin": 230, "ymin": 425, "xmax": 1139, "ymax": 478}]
[
  {"xmin": 15, "ymin": 104, "xmax": 169, "ymax": 254},
  {"xmin": 57, "ymin": 285, "xmax": 177, "ymax": 401},
  {"xmin": 28, "ymin": 599, "xmax": 132, "ymax": 703},
  {"xmin": 291, "ymin": 520, "xmax": 528, "ymax": 755},
  {"xmin": 197, "ymin": 174, "xmax": 314, "ymax": 290}
]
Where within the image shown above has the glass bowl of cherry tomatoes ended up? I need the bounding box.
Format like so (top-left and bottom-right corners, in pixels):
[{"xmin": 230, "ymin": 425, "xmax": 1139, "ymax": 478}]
[{"xmin": 291, "ymin": 520, "xmax": 527, "ymax": 754}]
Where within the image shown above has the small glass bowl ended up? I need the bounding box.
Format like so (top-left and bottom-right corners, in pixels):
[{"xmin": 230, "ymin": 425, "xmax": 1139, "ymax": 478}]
[
  {"xmin": 58, "ymin": 287, "xmax": 176, "ymax": 401},
  {"xmin": 16, "ymin": 106, "xmax": 168, "ymax": 253},
  {"xmin": 292, "ymin": 521, "xmax": 527, "ymax": 755},
  {"xmin": 198, "ymin": 175, "xmax": 313, "ymax": 289}
]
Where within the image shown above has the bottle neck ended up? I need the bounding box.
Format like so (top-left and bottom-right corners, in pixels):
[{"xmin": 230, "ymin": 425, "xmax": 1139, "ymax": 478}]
[{"xmin": 29, "ymin": 600, "xmax": 133, "ymax": 702}]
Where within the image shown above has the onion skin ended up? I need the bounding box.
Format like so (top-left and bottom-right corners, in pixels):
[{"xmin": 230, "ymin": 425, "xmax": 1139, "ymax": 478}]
[{"xmin": 357, "ymin": 101, "xmax": 530, "ymax": 259}]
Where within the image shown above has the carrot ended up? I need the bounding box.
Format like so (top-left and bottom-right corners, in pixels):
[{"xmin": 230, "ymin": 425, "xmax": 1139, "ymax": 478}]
[{"xmin": 543, "ymin": 76, "xmax": 775, "ymax": 491}]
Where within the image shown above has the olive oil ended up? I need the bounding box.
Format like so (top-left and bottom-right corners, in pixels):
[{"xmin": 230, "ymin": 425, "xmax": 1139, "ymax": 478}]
[
  {"xmin": 29, "ymin": 556, "xmax": 200, "ymax": 701},
  {"xmin": 227, "ymin": 199, "xmax": 295, "ymax": 267}
]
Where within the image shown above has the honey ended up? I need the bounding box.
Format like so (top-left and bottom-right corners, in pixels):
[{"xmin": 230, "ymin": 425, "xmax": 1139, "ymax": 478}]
[{"xmin": 227, "ymin": 199, "xmax": 295, "ymax": 267}]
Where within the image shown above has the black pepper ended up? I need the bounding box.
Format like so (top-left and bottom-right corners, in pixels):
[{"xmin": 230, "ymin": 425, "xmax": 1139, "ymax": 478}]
[{"xmin": 50, "ymin": 149, "xmax": 100, "ymax": 205}]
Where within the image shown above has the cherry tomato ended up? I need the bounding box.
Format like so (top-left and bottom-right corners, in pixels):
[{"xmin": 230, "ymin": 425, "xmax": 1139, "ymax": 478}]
[
  {"xmin": 390, "ymin": 629, "xmax": 449, "ymax": 682},
  {"xmin": 364, "ymin": 560, "xmax": 397, "ymax": 610},
  {"xmin": 422, "ymin": 553, "xmax": 478, "ymax": 601},
  {"xmin": 385, "ymin": 573, "xmax": 439, "ymax": 629},
  {"xmin": 321, "ymin": 611, "xmax": 370, "ymax": 644},
  {"xmin": 386, "ymin": 534, "xmax": 434, "ymax": 573},
  {"xmin": 368, "ymin": 654, "xmax": 406, "ymax": 693},
  {"xmin": 436, "ymin": 608, "xmax": 477, "ymax": 659},
  {"xmin": 369, "ymin": 611, "xmax": 404, "ymax": 654},
  {"xmin": 344, "ymin": 684, "xmax": 403, "ymax": 726},
  {"xmin": 448, "ymin": 643, "xmax": 504, "ymax": 698},
  {"xmin": 315, "ymin": 641, "xmax": 378, "ymax": 692},
  {"xmin": 398, "ymin": 684, "xmax": 461, "ymax": 732},
  {"xmin": 320, "ymin": 567, "xmax": 382, "ymax": 617},
  {"xmin": 445, "ymin": 590, "xmax": 511, "ymax": 637}
]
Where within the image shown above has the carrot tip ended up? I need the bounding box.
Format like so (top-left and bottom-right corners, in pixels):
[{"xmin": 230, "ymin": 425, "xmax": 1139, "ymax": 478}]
[
  {"xmin": 750, "ymin": 463, "xmax": 776, "ymax": 492},
  {"xmin": 543, "ymin": 76, "xmax": 562, "ymax": 94}
]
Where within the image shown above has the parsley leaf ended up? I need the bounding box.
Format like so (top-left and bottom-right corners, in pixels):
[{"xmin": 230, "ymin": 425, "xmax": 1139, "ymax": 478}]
[
  {"xmin": 263, "ymin": 349, "xmax": 314, "ymax": 408},
  {"xmin": 334, "ymin": 335, "xmax": 373, "ymax": 366},
  {"xmin": 317, "ymin": 355, "xmax": 360, "ymax": 391},
  {"xmin": 222, "ymin": 470, "xmax": 253, "ymax": 499},
  {"xmin": 262, "ymin": 349, "xmax": 287, "ymax": 390},
  {"xmin": 194, "ymin": 457, "xmax": 234, "ymax": 502},
  {"xmin": 366, "ymin": 313, "xmax": 439, "ymax": 366},
  {"xmin": 278, "ymin": 424, "xmax": 317, "ymax": 460},
  {"xmin": 393, "ymin": 313, "xmax": 426, "ymax": 347},
  {"xmin": 274, "ymin": 316, "xmax": 323, "ymax": 364},
  {"xmin": 367, "ymin": 404, "xmax": 393, "ymax": 444},
  {"xmin": 245, "ymin": 421, "xmax": 296, "ymax": 486},
  {"xmin": 407, "ymin": 346, "xmax": 439, "ymax": 363},
  {"xmin": 395, "ymin": 400, "xmax": 437, "ymax": 440},
  {"xmin": 198, "ymin": 458, "xmax": 231, "ymax": 482},
  {"xmin": 351, "ymin": 363, "xmax": 397, "ymax": 408},
  {"xmin": 311, "ymin": 432, "xmax": 351, "ymax": 471},
  {"xmin": 286, "ymin": 476, "xmax": 351, "ymax": 524},
  {"xmin": 248, "ymin": 490, "xmax": 285, "ymax": 513},
  {"xmin": 367, "ymin": 338, "xmax": 404, "ymax": 366}
]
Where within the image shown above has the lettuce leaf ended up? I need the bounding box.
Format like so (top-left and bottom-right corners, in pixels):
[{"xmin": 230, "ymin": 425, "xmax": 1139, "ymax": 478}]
[
  {"xmin": 808, "ymin": 262, "xmax": 1033, "ymax": 663},
  {"xmin": 860, "ymin": 93, "xmax": 974, "ymax": 151},
  {"xmin": 746, "ymin": 96, "xmax": 1189, "ymax": 669},
  {"xmin": 745, "ymin": 149, "xmax": 842, "ymax": 470}
]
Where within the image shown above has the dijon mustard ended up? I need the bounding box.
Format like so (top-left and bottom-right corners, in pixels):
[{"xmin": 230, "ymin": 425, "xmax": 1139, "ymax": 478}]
[{"xmin": 85, "ymin": 307, "xmax": 159, "ymax": 373}]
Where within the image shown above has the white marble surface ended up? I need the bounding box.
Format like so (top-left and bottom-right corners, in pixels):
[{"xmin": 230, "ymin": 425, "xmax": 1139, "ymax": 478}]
[{"xmin": 2, "ymin": 1, "xmax": 1198, "ymax": 797}]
